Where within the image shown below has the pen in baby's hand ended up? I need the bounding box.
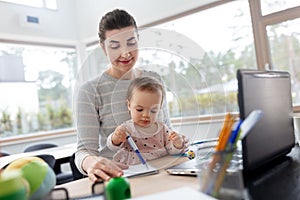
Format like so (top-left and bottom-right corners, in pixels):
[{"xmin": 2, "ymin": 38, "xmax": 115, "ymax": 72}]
[{"xmin": 126, "ymin": 132, "xmax": 149, "ymax": 169}]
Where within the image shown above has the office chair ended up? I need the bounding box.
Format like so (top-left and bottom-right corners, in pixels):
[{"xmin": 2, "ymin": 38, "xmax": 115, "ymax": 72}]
[
  {"xmin": 23, "ymin": 143, "xmax": 74, "ymax": 185},
  {"xmin": 2, "ymin": 154, "xmax": 55, "ymax": 170},
  {"xmin": 0, "ymin": 151, "xmax": 10, "ymax": 157},
  {"xmin": 24, "ymin": 143, "xmax": 58, "ymax": 152},
  {"xmin": 36, "ymin": 154, "xmax": 56, "ymax": 169},
  {"xmin": 70, "ymin": 152, "xmax": 86, "ymax": 180}
]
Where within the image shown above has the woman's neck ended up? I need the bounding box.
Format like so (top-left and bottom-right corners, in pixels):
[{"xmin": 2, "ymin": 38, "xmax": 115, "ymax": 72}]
[
  {"xmin": 106, "ymin": 67, "xmax": 142, "ymax": 80},
  {"xmin": 106, "ymin": 68, "xmax": 141, "ymax": 80}
]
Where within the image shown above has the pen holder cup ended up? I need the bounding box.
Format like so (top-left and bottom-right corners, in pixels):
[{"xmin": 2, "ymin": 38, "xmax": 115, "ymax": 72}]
[{"xmin": 197, "ymin": 148, "xmax": 248, "ymax": 200}]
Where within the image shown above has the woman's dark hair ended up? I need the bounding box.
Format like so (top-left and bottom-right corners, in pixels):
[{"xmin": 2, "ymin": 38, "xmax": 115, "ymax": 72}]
[{"xmin": 98, "ymin": 9, "xmax": 137, "ymax": 44}]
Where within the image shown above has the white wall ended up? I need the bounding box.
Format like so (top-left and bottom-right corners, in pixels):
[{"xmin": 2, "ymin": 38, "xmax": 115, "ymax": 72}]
[
  {"xmin": 0, "ymin": 0, "xmax": 78, "ymax": 42},
  {"xmin": 0, "ymin": 0, "xmax": 222, "ymax": 43},
  {"xmin": 74, "ymin": 0, "xmax": 222, "ymax": 42}
]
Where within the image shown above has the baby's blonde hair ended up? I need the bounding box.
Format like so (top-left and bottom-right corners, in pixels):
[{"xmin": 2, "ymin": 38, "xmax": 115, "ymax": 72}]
[{"xmin": 127, "ymin": 76, "xmax": 165, "ymax": 105}]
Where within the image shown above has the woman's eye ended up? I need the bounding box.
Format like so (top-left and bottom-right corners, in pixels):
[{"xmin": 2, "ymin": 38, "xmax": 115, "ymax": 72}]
[
  {"xmin": 127, "ymin": 39, "xmax": 137, "ymax": 47},
  {"xmin": 127, "ymin": 41, "xmax": 137, "ymax": 47},
  {"xmin": 109, "ymin": 44, "xmax": 120, "ymax": 49}
]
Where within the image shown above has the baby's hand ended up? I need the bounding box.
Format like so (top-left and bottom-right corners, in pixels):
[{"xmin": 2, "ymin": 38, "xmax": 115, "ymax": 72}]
[
  {"xmin": 112, "ymin": 126, "xmax": 127, "ymax": 146},
  {"xmin": 169, "ymin": 131, "xmax": 184, "ymax": 149}
]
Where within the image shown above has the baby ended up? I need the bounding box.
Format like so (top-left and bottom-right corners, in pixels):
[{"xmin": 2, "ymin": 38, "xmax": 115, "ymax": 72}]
[{"xmin": 107, "ymin": 76, "xmax": 188, "ymax": 165}]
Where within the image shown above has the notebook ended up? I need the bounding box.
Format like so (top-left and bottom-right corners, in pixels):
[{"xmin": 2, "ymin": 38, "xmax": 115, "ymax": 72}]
[
  {"xmin": 123, "ymin": 163, "xmax": 159, "ymax": 177},
  {"xmin": 237, "ymin": 69, "xmax": 295, "ymax": 173}
]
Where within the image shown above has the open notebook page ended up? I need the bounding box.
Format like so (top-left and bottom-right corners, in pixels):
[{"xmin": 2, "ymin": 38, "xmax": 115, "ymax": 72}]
[{"xmin": 123, "ymin": 164, "xmax": 159, "ymax": 178}]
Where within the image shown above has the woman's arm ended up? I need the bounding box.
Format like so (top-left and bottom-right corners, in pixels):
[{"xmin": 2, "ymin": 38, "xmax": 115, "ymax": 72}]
[
  {"xmin": 74, "ymin": 80, "xmax": 102, "ymax": 174},
  {"xmin": 74, "ymin": 80, "xmax": 129, "ymax": 182}
]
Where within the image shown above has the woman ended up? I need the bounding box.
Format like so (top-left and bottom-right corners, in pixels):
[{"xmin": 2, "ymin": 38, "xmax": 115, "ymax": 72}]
[{"xmin": 74, "ymin": 9, "xmax": 173, "ymax": 182}]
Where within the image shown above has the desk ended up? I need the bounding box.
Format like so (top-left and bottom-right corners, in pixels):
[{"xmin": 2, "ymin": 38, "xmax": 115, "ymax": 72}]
[
  {"xmin": 245, "ymin": 144, "xmax": 300, "ymax": 200},
  {"xmin": 57, "ymin": 156, "xmax": 196, "ymax": 199},
  {"xmin": 0, "ymin": 143, "xmax": 76, "ymax": 169},
  {"xmin": 57, "ymin": 145, "xmax": 300, "ymax": 200}
]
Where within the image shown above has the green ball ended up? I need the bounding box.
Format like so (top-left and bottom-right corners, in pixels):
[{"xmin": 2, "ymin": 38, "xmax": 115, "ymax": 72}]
[
  {"xmin": 0, "ymin": 170, "xmax": 28, "ymax": 200},
  {"xmin": 4, "ymin": 156, "xmax": 56, "ymax": 200},
  {"xmin": 105, "ymin": 177, "xmax": 131, "ymax": 200}
]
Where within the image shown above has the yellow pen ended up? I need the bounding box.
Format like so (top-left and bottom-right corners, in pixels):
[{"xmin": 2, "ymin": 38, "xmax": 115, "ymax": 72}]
[{"xmin": 201, "ymin": 113, "xmax": 234, "ymax": 193}]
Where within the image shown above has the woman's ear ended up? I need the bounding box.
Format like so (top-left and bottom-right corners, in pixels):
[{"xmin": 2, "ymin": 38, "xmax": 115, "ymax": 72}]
[{"xmin": 100, "ymin": 42, "xmax": 107, "ymax": 56}]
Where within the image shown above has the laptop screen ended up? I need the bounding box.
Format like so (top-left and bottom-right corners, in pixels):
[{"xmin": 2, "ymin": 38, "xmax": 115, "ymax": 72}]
[{"xmin": 237, "ymin": 69, "xmax": 295, "ymax": 173}]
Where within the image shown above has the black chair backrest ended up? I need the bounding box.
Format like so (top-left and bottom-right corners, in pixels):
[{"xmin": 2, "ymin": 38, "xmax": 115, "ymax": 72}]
[
  {"xmin": 70, "ymin": 153, "xmax": 86, "ymax": 180},
  {"xmin": 24, "ymin": 143, "xmax": 58, "ymax": 152},
  {"xmin": 36, "ymin": 154, "xmax": 56, "ymax": 169},
  {"xmin": 0, "ymin": 151, "xmax": 10, "ymax": 157},
  {"xmin": 3, "ymin": 154, "xmax": 56, "ymax": 170}
]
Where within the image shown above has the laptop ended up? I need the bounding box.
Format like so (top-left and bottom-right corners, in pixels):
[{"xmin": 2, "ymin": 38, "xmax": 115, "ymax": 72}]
[
  {"xmin": 166, "ymin": 141, "xmax": 216, "ymax": 176},
  {"xmin": 166, "ymin": 69, "xmax": 295, "ymax": 176},
  {"xmin": 237, "ymin": 69, "xmax": 295, "ymax": 174}
]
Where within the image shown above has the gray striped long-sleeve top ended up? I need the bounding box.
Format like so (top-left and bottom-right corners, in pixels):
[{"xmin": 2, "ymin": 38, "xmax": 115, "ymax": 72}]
[{"xmin": 74, "ymin": 70, "xmax": 170, "ymax": 174}]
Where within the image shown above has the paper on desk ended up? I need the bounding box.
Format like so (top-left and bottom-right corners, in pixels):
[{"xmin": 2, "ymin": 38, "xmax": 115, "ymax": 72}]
[
  {"xmin": 131, "ymin": 187, "xmax": 217, "ymax": 200},
  {"xmin": 123, "ymin": 164, "xmax": 159, "ymax": 178}
]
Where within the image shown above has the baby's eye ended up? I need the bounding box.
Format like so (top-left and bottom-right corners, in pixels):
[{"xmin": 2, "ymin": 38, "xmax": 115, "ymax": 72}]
[{"xmin": 136, "ymin": 108, "xmax": 143, "ymax": 112}]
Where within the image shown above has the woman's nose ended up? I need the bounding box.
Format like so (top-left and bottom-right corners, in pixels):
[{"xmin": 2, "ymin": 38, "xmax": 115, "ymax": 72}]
[{"xmin": 121, "ymin": 51, "xmax": 130, "ymax": 58}]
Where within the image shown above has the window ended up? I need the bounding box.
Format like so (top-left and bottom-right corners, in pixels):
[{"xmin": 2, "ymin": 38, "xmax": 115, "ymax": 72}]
[
  {"xmin": 0, "ymin": 43, "xmax": 77, "ymax": 137},
  {"xmin": 261, "ymin": 0, "xmax": 300, "ymax": 16},
  {"xmin": 266, "ymin": 18, "xmax": 300, "ymax": 106},
  {"xmin": 80, "ymin": 44, "xmax": 109, "ymax": 83},
  {"xmin": 0, "ymin": 0, "xmax": 57, "ymax": 10},
  {"xmin": 138, "ymin": 0, "xmax": 255, "ymax": 118},
  {"xmin": 2, "ymin": 0, "xmax": 300, "ymax": 139}
]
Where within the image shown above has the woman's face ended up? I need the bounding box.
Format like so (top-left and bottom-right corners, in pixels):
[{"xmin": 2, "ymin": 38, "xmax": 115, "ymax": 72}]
[{"xmin": 103, "ymin": 26, "xmax": 139, "ymax": 74}]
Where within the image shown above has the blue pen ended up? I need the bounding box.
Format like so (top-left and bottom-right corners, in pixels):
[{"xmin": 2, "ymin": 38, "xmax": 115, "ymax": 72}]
[
  {"xmin": 227, "ymin": 120, "xmax": 243, "ymax": 148},
  {"xmin": 126, "ymin": 133, "xmax": 149, "ymax": 169}
]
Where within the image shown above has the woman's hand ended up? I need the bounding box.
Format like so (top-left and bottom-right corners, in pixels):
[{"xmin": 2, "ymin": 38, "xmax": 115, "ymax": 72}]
[
  {"xmin": 111, "ymin": 126, "xmax": 128, "ymax": 146},
  {"xmin": 83, "ymin": 156, "xmax": 128, "ymax": 182}
]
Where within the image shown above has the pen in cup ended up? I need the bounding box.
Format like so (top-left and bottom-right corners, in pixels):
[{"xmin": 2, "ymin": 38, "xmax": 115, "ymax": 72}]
[{"xmin": 126, "ymin": 132, "xmax": 149, "ymax": 169}]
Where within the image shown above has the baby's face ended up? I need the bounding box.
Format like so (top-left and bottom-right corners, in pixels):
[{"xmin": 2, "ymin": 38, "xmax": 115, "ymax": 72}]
[{"xmin": 127, "ymin": 89, "xmax": 162, "ymax": 128}]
